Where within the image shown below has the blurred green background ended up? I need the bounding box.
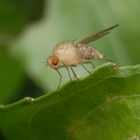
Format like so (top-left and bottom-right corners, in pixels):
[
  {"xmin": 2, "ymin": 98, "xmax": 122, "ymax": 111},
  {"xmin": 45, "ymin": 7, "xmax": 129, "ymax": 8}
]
[{"xmin": 0, "ymin": 0, "xmax": 140, "ymax": 105}]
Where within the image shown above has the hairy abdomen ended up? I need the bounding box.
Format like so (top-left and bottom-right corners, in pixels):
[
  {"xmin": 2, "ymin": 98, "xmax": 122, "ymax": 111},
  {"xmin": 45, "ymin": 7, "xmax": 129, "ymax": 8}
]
[{"xmin": 77, "ymin": 43, "xmax": 104, "ymax": 60}]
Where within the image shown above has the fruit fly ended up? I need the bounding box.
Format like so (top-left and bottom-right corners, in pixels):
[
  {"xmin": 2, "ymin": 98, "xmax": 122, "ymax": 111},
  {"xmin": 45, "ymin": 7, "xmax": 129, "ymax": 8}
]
[{"xmin": 45, "ymin": 24, "xmax": 119, "ymax": 89}]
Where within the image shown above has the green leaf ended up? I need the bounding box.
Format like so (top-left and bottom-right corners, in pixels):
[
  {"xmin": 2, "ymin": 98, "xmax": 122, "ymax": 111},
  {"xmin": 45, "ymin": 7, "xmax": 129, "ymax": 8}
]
[{"xmin": 0, "ymin": 63, "xmax": 140, "ymax": 140}]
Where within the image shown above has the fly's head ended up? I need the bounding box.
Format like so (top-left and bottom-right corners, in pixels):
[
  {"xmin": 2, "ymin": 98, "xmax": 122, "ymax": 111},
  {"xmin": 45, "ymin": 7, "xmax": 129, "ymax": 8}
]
[{"xmin": 47, "ymin": 55, "xmax": 60, "ymax": 69}]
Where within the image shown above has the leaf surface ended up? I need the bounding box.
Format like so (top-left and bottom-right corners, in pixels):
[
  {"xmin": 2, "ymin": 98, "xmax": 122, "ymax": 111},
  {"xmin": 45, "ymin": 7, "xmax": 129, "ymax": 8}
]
[{"xmin": 0, "ymin": 63, "xmax": 140, "ymax": 140}]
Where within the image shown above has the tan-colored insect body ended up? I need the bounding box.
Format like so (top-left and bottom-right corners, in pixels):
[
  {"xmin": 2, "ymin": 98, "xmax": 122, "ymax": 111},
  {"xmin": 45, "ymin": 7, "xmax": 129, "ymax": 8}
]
[
  {"xmin": 48, "ymin": 43, "xmax": 103, "ymax": 68},
  {"xmin": 46, "ymin": 24, "xmax": 119, "ymax": 89}
]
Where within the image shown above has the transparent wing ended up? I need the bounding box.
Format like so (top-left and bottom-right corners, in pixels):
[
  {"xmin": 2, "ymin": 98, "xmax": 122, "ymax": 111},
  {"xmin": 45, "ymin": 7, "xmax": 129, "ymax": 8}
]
[{"xmin": 78, "ymin": 24, "xmax": 119, "ymax": 44}]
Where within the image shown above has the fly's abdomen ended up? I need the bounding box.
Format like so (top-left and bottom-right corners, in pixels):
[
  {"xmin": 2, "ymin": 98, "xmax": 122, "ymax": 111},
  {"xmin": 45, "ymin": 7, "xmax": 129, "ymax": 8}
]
[{"xmin": 77, "ymin": 44, "xmax": 104, "ymax": 60}]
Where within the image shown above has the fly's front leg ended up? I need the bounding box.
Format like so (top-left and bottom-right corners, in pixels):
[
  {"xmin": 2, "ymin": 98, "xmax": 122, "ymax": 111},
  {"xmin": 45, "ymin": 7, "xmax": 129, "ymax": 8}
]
[
  {"xmin": 56, "ymin": 69, "xmax": 62, "ymax": 90},
  {"xmin": 70, "ymin": 66, "xmax": 80, "ymax": 80}
]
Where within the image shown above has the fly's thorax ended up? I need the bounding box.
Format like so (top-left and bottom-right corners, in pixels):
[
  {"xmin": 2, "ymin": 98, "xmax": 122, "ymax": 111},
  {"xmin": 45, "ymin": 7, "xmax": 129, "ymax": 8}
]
[
  {"xmin": 53, "ymin": 42, "xmax": 81, "ymax": 65},
  {"xmin": 77, "ymin": 43, "xmax": 103, "ymax": 60}
]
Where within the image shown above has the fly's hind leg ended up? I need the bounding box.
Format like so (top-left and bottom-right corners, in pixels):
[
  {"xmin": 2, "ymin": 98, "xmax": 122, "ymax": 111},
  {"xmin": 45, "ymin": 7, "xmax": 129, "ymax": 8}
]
[
  {"xmin": 85, "ymin": 61, "xmax": 95, "ymax": 70},
  {"xmin": 101, "ymin": 58, "xmax": 115, "ymax": 63},
  {"xmin": 80, "ymin": 63, "xmax": 91, "ymax": 74},
  {"xmin": 99, "ymin": 58, "xmax": 117, "ymax": 67},
  {"xmin": 90, "ymin": 61, "xmax": 95, "ymax": 69},
  {"xmin": 70, "ymin": 66, "xmax": 80, "ymax": 80}
]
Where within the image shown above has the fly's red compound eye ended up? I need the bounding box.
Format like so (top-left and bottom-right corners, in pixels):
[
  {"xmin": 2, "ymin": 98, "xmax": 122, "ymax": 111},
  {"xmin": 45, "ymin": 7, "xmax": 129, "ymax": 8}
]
[{"xmin": 51, "ymin": 55, "xmax": 59, "ymax": 65}]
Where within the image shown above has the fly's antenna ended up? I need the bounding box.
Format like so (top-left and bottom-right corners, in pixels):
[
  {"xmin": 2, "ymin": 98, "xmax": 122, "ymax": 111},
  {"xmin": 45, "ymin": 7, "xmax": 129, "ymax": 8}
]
[{"xmin": 41, "ymin": 60, "xmax": 48, "ymax": 67}]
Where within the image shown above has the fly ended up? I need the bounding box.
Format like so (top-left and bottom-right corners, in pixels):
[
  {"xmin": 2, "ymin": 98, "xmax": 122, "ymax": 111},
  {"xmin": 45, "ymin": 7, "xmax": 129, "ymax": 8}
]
[{"xmin": 45, "ymin": 24, "xmax": 119, "ymax": 89}]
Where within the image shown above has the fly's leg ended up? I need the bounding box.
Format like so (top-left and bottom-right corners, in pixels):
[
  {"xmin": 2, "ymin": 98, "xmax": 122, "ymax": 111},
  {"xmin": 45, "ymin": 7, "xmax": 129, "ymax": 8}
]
[
  {"xmin": 85, "ymin": 61, "xmax": 95, "ymax": 69},
  {"xmin": 100, "ymin": 58, "xmax": 117, "ymax": 67},
  {"xmin": 101, "ymin": 58, "xmax": 115, "ymax": 63},
  {"xmin": 70, "ymin": 66, "xmax": 80, "ymax": 80},
  {"xmin": 80, "ymin": 63, "xmax": 91, "ymax": 74},
  {"xmin": 91, "ymin": 61, "xmax": 95, "ymax": 69},
  {"xmin": 65, "ymin": 66, "xmax": 72, "ymax": 81},
  {"xmin": 56, "ymin": 69, "xmax": 62, "ymax": 90}
]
